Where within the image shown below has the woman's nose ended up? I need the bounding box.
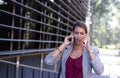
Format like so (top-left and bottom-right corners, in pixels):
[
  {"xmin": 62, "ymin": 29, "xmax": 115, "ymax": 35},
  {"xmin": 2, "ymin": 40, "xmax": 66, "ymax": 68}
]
[{"xmin": 77, "ymin": 34, "xmax": 81, "ymax": 37}]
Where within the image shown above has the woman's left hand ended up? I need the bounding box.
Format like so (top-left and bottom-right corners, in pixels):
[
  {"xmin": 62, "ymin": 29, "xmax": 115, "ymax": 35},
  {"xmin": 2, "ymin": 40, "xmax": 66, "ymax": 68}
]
[
  {"xmin": 85, "ymin": 35, "xmax": 91, "ymax": 51},
  {"xmin": 85, "ymin": 35, "xmax": 96, "ymax": 59}
]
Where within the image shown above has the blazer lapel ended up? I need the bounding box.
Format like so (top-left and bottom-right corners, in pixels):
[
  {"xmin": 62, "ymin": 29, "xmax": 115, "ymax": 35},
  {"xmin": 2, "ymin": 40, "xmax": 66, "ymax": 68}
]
[{"xmin": 82, "ymin": 47, "xmax": 89, "ymax": 78}]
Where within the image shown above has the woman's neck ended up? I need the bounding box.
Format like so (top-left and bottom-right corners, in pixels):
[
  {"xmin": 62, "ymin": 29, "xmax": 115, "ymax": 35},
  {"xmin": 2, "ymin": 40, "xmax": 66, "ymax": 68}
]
[{"xmin": 73, "ymin": 43, "xmax": 83, "ymax": 51}]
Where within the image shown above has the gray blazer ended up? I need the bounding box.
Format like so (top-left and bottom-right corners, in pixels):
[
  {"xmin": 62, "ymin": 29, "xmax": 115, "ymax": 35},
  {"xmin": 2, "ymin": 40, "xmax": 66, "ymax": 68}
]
[{"xmin": 45, "ymin": 44, "xmax": 104, "ymax": 78}]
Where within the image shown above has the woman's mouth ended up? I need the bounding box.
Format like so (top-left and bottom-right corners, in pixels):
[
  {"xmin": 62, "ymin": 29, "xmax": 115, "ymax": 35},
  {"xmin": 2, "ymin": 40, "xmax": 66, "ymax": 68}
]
[{"xmin": 76, "ymin": 39, "xmax": 81, "ymax": 42}]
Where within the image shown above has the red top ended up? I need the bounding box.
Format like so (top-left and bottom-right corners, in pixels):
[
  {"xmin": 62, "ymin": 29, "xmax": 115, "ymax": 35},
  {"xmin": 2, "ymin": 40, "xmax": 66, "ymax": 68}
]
[{"xmin": 66, "ymin": 55, "xmax": 83, "ymax": 78}]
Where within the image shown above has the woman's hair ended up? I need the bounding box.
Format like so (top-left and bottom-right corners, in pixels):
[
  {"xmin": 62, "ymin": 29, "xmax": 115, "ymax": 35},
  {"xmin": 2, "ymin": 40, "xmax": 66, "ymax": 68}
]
[{"xmin": 73, "ymin": 21, "xmax": 88, "ymax": 33}]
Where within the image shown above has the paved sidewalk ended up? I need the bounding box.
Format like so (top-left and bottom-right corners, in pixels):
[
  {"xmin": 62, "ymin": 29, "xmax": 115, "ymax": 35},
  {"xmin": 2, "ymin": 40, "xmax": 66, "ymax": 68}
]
[
  {"xmin": 96, "ymin": 49, "xmax": 120, "ymax": 78},
  {"xmin": 93, "ymin": 74, "xmax": 109, "ymax": 78}
]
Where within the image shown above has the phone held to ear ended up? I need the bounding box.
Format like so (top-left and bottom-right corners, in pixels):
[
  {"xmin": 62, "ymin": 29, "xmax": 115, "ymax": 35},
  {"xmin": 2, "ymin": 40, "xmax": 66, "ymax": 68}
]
[
  {"xmin": 83, "ymin": 39, "xmax": 87, "ymax": 45},
  {"xmin": 68, "ymin": 32, "xmax": 74, "ymax": 43},
  {"xmin": 69, "ymin": 37, "xmax": 74, "ymax": 43}
]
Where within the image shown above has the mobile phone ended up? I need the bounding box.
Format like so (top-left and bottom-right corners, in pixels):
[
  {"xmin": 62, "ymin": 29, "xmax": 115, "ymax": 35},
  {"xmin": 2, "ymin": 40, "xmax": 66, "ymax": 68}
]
[
  {"xmin": 69, "ymin": 37, "xmax": 74, "ymax": 43},
  {"xmin": 69, "ymin": 32, "xmax": 74, "ymax": 43},
  {"xmin": 83, "ymin": 39, "xmax": 87, "ymax": 45}
]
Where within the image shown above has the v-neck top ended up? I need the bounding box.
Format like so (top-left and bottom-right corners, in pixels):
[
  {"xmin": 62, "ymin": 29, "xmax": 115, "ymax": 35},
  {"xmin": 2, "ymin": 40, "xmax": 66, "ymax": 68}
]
[{"xmin": 66, "ymin": 55, "xmax": 83, "ymax": 78}]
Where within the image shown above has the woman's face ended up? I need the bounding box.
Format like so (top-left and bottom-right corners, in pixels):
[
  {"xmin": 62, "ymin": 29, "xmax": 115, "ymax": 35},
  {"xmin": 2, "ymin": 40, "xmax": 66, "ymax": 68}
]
[{"xmin": 73, "ymin": 26, "xmax": 87, "ymax": 45}]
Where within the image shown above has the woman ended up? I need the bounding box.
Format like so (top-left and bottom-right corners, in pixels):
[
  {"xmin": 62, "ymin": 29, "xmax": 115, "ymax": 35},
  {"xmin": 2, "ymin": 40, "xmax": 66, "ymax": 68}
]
[{"xmin": 44, "ymin": 21, "xmax": 104, "ymax": 78}]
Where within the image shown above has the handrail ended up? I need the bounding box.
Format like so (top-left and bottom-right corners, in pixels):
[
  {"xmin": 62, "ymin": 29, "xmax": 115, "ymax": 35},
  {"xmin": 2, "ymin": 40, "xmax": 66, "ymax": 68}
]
[
  {"xmin": 0, "ymin": 59, "xmax": 58, "ymax": 73},
  {"xmin": 0, "ymin": 48, "xmax": 55, "ymax": 56}
]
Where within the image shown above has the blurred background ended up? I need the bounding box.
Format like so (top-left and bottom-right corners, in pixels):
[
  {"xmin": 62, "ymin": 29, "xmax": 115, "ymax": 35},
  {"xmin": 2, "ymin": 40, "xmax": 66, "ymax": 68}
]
[
  {"xmin": 87, "ymin": 0, "xmax": 120, "ymax": 78},
  {"xmin": 0, "ymin": 0, "xmax": 120, "ymax": 78}
]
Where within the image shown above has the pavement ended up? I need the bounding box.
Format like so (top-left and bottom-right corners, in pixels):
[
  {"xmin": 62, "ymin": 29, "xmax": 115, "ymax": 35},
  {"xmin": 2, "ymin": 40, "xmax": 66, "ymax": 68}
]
[
  {"xmin": 93, "ymin": 49, "xmax": 120, "ymax": 78},
  {"xmin": 93, "ymin": 74, "xmax": 109, "ymax": 78}
]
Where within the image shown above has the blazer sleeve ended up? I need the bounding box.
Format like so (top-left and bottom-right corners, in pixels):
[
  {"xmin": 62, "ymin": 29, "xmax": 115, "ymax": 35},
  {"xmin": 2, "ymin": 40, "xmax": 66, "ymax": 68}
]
[
  {"xmin": 44, "ymin": 46, "xmax": 67, "ymax": 65},
  {"xmin": 44, "ymin": 52, "xmax": 61, "ymax": 65},
  {"xmin": 91, "ymin": 46, "xmax": 104, "ymax": 75}
]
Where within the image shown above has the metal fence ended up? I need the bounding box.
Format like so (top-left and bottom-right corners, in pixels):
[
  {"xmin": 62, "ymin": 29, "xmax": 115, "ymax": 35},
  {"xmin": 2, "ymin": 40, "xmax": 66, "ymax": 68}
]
[{"xmin": 0, "ymin": 0, "xmax": 89, "ymax": 78}]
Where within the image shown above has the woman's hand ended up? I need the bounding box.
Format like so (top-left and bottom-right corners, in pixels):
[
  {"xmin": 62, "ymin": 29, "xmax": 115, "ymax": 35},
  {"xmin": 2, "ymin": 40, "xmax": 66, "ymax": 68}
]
[
  {"xmin": 85, "ymin": 35, "xmax": 91, "ymax": 51},
  {"xmin": 85, "ymin": 35, "xmax": 96, "ymax": 59},
  {"xmin": 63, "ymin": 34, "xmax": 74, "ymax": 46},
  {"xmin": 51, "ymin": 34, "xmax": 74, "ymax": 57}
]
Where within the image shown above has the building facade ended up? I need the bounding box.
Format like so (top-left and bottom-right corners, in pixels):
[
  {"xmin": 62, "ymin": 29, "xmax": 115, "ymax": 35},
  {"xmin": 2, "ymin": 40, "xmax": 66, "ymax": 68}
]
[{"xmin": 0, "ymin": 0, "xmax": 89, "ymax": 78}]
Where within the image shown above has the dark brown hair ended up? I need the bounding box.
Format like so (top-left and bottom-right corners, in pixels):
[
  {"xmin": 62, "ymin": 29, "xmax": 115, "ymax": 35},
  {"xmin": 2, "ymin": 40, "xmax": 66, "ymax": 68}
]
[{"xmin": 72, "ymin": 21, "xmax": 88, "ymax": 33}]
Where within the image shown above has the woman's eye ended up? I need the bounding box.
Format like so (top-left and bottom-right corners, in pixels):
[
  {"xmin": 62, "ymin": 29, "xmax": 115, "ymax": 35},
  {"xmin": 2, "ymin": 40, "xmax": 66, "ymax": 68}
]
[
  {"xmin": 74, "ymin": 32, "xmax": 78, "ymax": 34},
  {"xmin": 80, "ymin": 32, "xmax": 85, "ymax": 35},
  {"xmin": 74, "ymin": 32, "xmax": 85, "ymax": 35}
]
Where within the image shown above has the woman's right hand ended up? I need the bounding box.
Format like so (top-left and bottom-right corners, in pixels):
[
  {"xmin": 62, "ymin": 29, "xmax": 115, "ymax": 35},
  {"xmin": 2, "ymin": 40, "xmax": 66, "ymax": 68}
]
[
  {"xmin": 63, "ymin": 34, "xmax": 74, "ymax": 46},
  {"xmin": 51, "ymin": 34, "xmax": 74, "ymax": 57}
]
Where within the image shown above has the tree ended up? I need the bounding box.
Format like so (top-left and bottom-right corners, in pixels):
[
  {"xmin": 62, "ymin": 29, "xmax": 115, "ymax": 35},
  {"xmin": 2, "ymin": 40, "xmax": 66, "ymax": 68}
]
[
  {"xmin": 90, "ymin": 0, "xmax": 110, "ymax": 47},
  {"xmin": 89, "ymin": 0, "xmax": 120, "ymax": 49}
]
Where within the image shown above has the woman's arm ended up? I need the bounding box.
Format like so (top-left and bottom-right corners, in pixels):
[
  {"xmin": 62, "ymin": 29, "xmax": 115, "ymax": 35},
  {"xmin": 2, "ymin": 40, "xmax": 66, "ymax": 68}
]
[
  {"xmin": 44, "ymin": 34, "xmax": 74, "ymax": 65},
  {"xmin": 85, "ymin": 35, "xmax": 104, "ymax": 75},
  {"xmin": 44, "ymin": 43, "xmax": 67, "ymax": 65},
  {"xmin": 51, "ymin": 43, "xmax": 68, "ymax": 57},
  {"xmin": 90, "ymin": 47, "xmax": 104, "ymax": 75}
]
